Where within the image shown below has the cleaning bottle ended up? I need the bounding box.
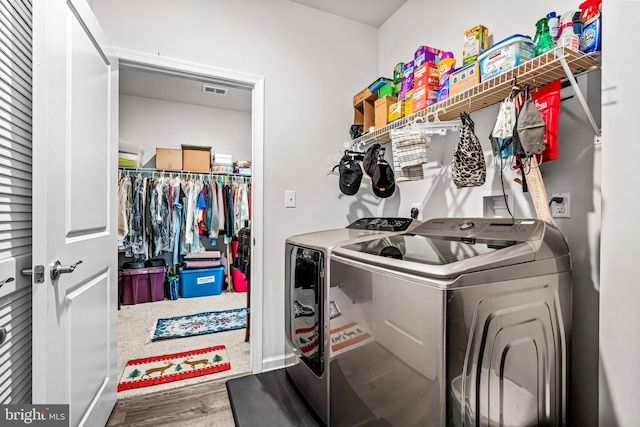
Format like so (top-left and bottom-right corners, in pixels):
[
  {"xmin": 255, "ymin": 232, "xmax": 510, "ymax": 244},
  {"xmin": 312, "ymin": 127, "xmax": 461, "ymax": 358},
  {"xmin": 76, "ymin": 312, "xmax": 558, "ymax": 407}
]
[
  {"xmin": 437, "ymin": 52, "xmax": 456, "ymax": 102},
  {"xmin": 533, "ymin": 17, "xmax": 555, "ymax": 56},
  {"xmin": 546, "ymin": 12, "xmax": 560, "ymax": 42},
  {"xmin": 557, "ymin": 9, "xmax": 580, "ymax": 50},
  {"xmin": 578, "ymin": 0, "xmax": 602, "ymax": 53}
]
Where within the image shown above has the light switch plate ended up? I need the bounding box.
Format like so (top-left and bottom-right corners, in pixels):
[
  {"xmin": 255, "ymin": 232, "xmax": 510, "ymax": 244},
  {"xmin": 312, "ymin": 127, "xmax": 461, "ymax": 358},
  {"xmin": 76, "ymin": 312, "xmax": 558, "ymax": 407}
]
[{"xmin": 285, "ymin": 190, "xmax": 296, "ymax": 208}]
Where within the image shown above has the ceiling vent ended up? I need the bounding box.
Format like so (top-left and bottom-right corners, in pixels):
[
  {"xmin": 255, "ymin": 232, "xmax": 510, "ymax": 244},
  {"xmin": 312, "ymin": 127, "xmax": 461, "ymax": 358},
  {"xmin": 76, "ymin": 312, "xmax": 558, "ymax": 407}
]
[{"xmin": 202, "ymin": 84, "xmax": 228, "ymax": 95}]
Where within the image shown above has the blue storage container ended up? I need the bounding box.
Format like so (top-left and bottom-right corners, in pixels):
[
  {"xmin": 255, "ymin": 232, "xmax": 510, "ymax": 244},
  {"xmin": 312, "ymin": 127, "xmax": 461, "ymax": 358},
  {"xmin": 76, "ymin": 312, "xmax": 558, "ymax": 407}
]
[{"xmin": 179, "ymin": 266, "xmax": 224, "ymax": 298}]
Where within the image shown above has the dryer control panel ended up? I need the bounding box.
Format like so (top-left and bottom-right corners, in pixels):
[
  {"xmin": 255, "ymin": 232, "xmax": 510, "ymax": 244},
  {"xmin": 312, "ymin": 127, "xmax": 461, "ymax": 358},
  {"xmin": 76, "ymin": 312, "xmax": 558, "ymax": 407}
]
[{"xmin": 347, "ymin": 217, "xmax": 414, "ymax": 232}]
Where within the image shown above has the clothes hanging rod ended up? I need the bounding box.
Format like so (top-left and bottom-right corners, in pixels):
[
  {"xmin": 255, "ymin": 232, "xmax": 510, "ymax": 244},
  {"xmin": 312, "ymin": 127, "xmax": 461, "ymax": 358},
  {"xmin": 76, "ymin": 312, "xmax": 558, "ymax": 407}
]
[{"xmin": 118, "ymin": 166, "xmax": 251, "ymax": 180}]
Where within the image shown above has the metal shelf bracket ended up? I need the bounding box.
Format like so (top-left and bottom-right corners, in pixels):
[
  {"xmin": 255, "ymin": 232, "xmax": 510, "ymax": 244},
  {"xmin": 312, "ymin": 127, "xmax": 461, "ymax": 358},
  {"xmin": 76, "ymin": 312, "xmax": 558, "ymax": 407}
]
[{"xmin": 556, "ymin": 49, "xmax": 601, "ymax": 136}]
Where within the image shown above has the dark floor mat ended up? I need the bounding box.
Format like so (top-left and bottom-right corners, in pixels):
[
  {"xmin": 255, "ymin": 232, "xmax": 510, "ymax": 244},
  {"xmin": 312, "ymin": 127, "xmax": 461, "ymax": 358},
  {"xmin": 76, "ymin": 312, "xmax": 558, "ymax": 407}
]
[{"xmin": 226, "ymin": 369, "xmax": 322, "ymax": 427}]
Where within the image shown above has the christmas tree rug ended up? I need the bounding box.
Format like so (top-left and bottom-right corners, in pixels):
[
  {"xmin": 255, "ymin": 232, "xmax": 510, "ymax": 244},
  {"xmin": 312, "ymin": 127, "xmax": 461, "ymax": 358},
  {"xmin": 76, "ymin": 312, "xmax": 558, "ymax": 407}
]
[
  {"xmin": 151, "ymin": 308, "xmax": 247, "ymax": 341},
  {"xmin": 117, "ymin": 345, "xmax": 230, "ymax": 391}
]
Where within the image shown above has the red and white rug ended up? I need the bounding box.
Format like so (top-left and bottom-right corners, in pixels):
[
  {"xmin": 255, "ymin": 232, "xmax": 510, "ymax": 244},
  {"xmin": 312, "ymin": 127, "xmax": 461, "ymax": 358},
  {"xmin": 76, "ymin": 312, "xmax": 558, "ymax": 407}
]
[{"xmin": 117, "ymin": 345, "xmax": 230, "ymax": 391}]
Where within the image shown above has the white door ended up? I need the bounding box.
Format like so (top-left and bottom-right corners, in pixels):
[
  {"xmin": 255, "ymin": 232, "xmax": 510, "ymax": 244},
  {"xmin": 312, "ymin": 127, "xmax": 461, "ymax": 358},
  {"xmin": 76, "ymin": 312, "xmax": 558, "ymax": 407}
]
[{"xmin": 32, "ymin": 0, "xmax": 118, "ymax": 425}]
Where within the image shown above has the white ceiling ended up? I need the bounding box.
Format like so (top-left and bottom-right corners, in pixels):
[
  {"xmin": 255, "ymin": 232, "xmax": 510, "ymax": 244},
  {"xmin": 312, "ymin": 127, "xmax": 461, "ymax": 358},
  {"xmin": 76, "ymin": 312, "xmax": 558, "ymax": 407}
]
[
  {"xmin": 119, "ymin": 67, "xmax": 253, "ymax": 113},
  {"xmin": 288, "ymin": 0, "xmax": 408, "ymax": 27},
  {"xmin": 119, "ymin": 1, "xmax": 407, "ymax": 109}
]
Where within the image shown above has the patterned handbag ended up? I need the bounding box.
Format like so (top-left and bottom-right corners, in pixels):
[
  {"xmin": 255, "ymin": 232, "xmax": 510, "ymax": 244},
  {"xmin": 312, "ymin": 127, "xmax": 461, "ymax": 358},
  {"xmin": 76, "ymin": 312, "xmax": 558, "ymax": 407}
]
[{"xmin": 451, "ymin": 112, "xmax": 487, "ymax": 188}]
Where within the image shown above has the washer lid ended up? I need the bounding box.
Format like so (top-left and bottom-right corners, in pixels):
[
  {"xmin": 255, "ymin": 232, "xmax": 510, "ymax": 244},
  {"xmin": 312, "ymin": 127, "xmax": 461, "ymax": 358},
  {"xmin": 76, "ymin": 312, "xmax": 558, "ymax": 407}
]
[{"xmin": 331, "ymin": 218, "xmax": 567, "ymax": 279}]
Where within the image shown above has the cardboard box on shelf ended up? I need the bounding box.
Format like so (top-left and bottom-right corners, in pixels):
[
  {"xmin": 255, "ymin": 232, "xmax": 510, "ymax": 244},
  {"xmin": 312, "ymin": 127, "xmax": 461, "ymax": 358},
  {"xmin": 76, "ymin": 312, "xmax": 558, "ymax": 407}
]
[
  {"xmin": 375, "ymin": 96, "xmax": 397, "ymax": 129},
  {"xmin": 353, "ymin": 86, "xmax": 378, "ymax": 133},
  {"xmin": 181, "ymin": 145, "xmax": 211, "ymax": 172},
  {"xmin": 449, "ymin": 62, "xmax": 481, "ymax": 96},
  {"xmin": 353, "ymin": 87, "xmax": 372, "ymax": 107},
  {"xmin": 155, "ymin": 148, "xmax": 182, "ymax": 170}
]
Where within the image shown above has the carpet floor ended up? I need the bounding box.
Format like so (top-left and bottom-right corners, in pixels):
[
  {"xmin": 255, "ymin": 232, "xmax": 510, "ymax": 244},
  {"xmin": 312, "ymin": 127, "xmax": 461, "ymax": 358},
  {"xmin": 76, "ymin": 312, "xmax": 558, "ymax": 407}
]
[{"xmin": 118, "ymin": 290, "xmax": 250, "ymax": 398}]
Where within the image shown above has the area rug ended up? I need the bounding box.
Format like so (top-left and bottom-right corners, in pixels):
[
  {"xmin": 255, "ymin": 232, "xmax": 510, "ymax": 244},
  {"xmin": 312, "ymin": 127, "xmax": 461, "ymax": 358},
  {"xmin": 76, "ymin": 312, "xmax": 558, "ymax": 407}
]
[
  {"xmin": 117, "ymin": 345, "xmax": 230, "ymax": 391},
  {"xmin": 330, "ymin": 322, "xmax": 372, "ymax": 354},
  {"xmin": 151, "ymin": 307, "xmax": 246, "ymax": 341}
]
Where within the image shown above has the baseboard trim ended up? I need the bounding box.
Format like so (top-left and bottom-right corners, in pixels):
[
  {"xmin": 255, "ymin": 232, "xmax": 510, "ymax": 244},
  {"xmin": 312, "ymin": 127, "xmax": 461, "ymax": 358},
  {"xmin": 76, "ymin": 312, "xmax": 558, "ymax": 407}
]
[{"xmin": 261, "ymin": 352, "xmax": 295, "ymax": 372}]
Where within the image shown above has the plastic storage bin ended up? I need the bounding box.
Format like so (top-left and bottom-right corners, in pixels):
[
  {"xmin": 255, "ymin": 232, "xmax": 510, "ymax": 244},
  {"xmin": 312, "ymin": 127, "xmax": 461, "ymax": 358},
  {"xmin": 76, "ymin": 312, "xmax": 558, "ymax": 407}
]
[
  {"xmin": 231, "ymin": 267, "xmax": 248, "ymax": 293},
  {"xmin": 478, "ymin": 34, "xmax": 534, "ymax": 81},
  {"xmin": 179, "ymin": 266, "xmax": 225, "ymax": 298},
  {"xmin": 121, "ymin": 266, "xmax": 166, "ymax": 305}
]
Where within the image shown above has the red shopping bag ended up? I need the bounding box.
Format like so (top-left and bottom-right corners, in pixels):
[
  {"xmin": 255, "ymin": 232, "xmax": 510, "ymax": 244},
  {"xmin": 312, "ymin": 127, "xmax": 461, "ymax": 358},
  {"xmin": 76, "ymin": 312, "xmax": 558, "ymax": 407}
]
[{"xmin": 530, "ymin": 79, "xmax": 561, "ymax": 163}]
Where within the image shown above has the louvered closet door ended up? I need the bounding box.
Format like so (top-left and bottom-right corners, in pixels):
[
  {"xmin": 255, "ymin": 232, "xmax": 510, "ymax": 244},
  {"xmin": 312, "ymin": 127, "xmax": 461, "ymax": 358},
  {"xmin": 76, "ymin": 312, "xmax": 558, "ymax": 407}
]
[{"xmin": 0, "ymin": 0, "xmax": 33, "ymax": 404}]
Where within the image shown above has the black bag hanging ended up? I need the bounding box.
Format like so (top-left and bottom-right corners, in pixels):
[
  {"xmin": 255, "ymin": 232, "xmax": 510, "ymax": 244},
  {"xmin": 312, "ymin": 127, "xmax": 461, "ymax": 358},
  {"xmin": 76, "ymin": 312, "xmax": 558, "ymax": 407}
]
[{"xmin": 451, "ymin": 112, "xmax": 487, "ymax": 189}]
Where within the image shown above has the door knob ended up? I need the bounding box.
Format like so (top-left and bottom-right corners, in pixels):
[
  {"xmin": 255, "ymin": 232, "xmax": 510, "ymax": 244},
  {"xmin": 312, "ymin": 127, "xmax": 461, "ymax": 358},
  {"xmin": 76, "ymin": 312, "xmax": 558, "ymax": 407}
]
[{"xmin": 50, "ymin": 260, "xmax": 83, "ymax": 281}]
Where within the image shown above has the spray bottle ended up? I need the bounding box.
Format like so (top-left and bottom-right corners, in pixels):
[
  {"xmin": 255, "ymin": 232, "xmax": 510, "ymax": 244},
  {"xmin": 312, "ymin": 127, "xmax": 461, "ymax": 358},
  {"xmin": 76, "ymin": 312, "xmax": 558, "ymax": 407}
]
[
  {"xmin": 556, "ymin": 10, "xmax": 580, "ymax": 50},
  {"xmin": 533, "ymin": 17, "xmax": 555, "ymax": 56},
  {"xmin": 546, "ymin": 12, "xmax": 560, "ymax": 42},
  {"xmin": 578, "ymin": 0, "xmax": 602, "ymax": 53}
]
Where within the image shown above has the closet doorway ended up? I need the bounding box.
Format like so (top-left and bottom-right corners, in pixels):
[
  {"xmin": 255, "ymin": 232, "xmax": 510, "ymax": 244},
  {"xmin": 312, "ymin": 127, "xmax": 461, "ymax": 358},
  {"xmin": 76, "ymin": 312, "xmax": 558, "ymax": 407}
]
[{"xmin": 114, "ymin": 49, "xmax": 265, "ymax": 396}]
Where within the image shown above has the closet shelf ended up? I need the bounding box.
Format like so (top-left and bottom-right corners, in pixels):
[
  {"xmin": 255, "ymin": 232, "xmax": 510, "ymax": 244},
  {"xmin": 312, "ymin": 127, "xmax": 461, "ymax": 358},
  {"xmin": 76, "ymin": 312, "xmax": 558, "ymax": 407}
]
[{"xmin": 349, "ymin": 46, "xmax": 600, "ymax": 148}]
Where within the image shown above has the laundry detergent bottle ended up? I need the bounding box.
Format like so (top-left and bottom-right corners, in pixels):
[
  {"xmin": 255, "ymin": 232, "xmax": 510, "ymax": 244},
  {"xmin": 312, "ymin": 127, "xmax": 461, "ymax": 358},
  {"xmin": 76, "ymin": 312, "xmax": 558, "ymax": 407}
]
[
  {"xmin": 578, "ymin": 0, "xmax": 602, "ymax": 53},
  {"xmin": 534, "ymin": 17, "xmax": 555, "ymax": 56}
]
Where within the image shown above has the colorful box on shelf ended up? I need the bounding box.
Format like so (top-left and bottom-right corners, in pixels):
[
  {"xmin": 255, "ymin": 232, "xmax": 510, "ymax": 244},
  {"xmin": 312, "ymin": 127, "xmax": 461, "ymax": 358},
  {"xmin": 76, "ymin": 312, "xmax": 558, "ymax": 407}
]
[
  {"xmin": 463, "ymin": 24, "xmax": 490, "ymax": 65},
  {"xmin": 413, "ymin": 62, "xmax": 439, "ymax": 89},
  {"xmin": 413, "ymin": 85, "xmax": 438, "ymax": 112},
  {"xmin": 378, "ymin": 82, "xmax": 395, "ymax": 98},
  {"xmin": 156, "ymin": 148, "xmax": 182, "ymax": 170},
  {"xmin": 477, "ymin": 34, "xmax": 534, "ymax": 81},
  {"xmin": 179, "ymin": 266, "xmax": 225, "ymax": 298},
  {"xmin": 449, "ymin": 62, "xmax": 481, "ymax": 96},
  {"xmin": 404, "ymin": 90, "xmax": 414, "ymax": 116},
  {"xmin": 399, "ymin": 62, "xmax": 415, "ymax": 100},
  {"xmin": 388, "ymin": 101, "xmax": 404, "ymax": 122},
  {"xmin": 181, "ymin": 145, "xmax": 211, "ymax": 172},
  {"xmin": 414, "ymin": 45, "xmax": 444, "ymax": 68}
]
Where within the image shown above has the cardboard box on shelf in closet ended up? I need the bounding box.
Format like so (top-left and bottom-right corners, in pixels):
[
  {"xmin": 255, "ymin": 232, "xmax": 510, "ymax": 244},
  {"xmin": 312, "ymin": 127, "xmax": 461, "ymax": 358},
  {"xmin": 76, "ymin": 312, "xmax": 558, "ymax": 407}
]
[
  {"xmin": 374, "ymin": 96, "xmax": 397, "ymax": 129},
  {"xmin": 449, "ymin": 61, "xmax": 481, "ymax": 96},
  {"xmin": 353, "ymin": 86, "xmax": 378, "ymax": 133},
  {"xmin": 156, "ymin": 148, "xmax": 182, "ymax": 170},
  {"xmin": 181, "ymin": 145, "xmax": 212, "ymax": 172}
]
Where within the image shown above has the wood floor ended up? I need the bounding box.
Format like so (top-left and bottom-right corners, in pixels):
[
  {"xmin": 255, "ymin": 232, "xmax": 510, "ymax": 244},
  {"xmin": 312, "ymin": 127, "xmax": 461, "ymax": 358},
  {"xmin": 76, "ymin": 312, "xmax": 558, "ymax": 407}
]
[{"xmin": 107, "ymin": 373, "xmax": 248, "ymax": 427}]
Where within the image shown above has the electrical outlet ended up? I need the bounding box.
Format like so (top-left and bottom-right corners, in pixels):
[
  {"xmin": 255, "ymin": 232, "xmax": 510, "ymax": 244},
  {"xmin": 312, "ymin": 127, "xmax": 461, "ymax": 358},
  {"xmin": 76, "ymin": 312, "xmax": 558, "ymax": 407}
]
[
  {"xmin": 285, "ymin": 190, "xmax": 296, "ymax": 208},
  {"xmin": 551, "ymin": 192, "xmax": 570, "ymax": 218}
]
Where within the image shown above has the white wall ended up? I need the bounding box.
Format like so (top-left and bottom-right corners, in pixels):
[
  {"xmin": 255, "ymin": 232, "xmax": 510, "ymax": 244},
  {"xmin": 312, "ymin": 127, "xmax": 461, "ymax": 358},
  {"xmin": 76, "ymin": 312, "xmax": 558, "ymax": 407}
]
[
  {"xmin": 379, "ymin": 1, "xmax": 601, "ymax": 425},
  {"xmin": 93, "ymin": 0, "xmax": 379, "ymax": 366},
  {"xmin": 600, "ymin": 2, "xmax": 640, "ymax": 426},
  {"xmin": 119, "ymin": 94, "xmax": 252, "ymax": 166}
]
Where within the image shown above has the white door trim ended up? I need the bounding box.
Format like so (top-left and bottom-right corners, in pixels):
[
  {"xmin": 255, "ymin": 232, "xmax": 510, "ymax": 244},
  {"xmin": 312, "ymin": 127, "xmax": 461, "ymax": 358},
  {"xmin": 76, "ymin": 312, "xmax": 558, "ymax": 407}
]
[{"xmin": 113, "ymin": 48, "xmax": 264, "ymax": 373}]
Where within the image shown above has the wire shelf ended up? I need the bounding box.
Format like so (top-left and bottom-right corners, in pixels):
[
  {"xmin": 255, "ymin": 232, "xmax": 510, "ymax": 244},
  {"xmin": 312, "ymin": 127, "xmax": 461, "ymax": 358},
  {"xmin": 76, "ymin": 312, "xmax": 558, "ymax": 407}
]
[{"xmin": 348, "ymin": 47, "xmax": 600, "ymax": 148}]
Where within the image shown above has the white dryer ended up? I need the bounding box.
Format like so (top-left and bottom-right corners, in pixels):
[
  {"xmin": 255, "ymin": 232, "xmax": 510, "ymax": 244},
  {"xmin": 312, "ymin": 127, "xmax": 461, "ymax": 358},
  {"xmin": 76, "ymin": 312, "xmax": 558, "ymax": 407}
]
[{"xmin": 284, "ymin": 217, "xmax": 420, "ymax": 426}]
